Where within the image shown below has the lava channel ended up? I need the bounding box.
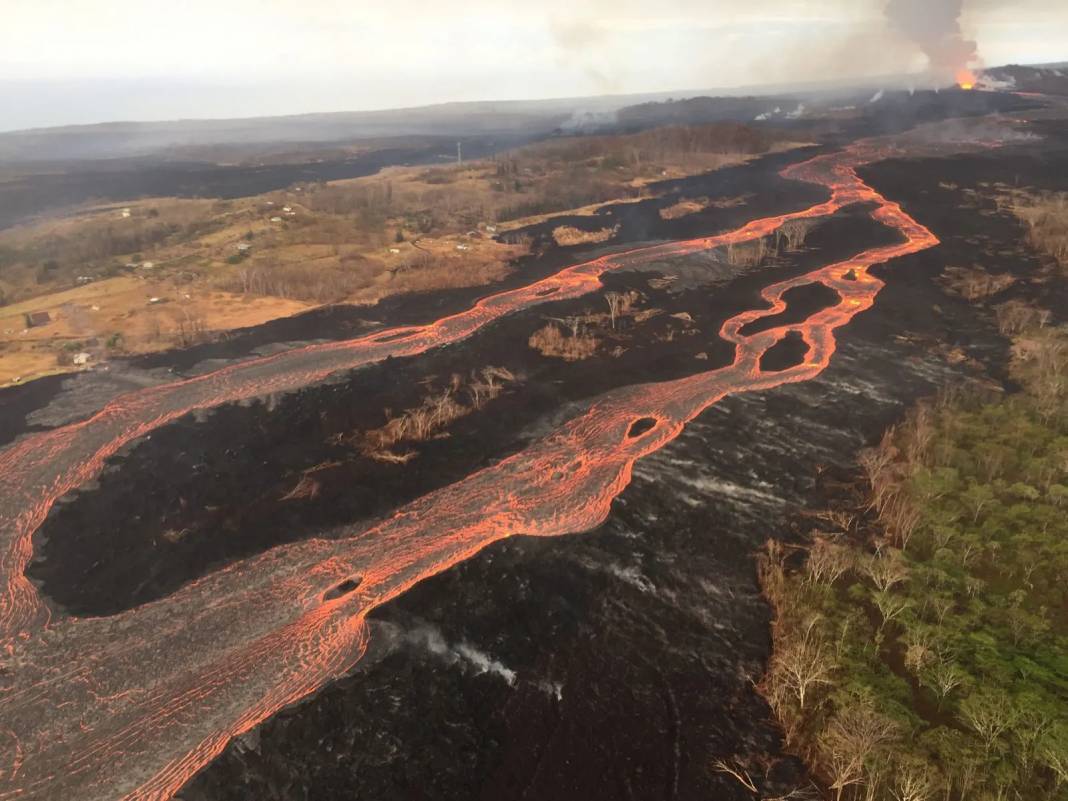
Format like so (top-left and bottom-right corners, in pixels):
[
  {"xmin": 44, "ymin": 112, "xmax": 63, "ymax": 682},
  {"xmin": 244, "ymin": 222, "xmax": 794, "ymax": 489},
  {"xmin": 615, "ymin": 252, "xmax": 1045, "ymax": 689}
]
[{"xmin": 0, "ymin": 135, "xmax": 954, "ymax": 801}]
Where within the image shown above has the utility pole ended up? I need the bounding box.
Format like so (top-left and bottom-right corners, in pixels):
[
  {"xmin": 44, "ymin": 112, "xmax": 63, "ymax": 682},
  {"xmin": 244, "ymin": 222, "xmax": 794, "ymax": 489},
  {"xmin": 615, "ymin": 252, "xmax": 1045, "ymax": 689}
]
[{"xmin": 457, "ymin": 141, "xmax": 462, "ymax": 166}]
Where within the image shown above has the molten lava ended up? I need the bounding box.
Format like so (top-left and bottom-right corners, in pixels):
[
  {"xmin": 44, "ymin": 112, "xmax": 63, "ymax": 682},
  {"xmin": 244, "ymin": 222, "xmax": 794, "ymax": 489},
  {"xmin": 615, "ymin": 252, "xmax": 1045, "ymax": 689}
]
[
  {"xmin": 956, "ymin": 67, "xmax": 977, "ymax": 90},
  {"xmin": 0, "ymin": 132, "xmax": 978, "ymax": 800}
]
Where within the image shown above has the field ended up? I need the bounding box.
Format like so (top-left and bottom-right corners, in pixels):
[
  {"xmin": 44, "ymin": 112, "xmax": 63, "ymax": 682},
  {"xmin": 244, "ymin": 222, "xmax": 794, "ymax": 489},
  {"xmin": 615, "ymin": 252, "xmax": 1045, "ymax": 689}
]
[{"xmin": 0, "ymin": 276, "xmax": 310, "ymax": 384}]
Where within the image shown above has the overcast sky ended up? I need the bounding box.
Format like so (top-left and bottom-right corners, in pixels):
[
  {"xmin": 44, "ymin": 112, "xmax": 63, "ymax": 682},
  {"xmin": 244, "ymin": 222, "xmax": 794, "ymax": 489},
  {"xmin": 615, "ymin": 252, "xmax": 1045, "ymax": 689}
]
[{"xmin": 1, "ymin": 0, "xmax": 1064, "ymax": 131}]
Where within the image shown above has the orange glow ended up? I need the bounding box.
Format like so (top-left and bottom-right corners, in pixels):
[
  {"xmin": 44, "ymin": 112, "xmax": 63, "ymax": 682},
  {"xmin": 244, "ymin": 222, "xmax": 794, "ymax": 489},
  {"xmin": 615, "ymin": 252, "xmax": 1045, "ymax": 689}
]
[
  {"xmin": 956, "ymin": 68, "xmax": 977, "ymax": 90},
  {"xmin": 0, "ymin": 136, "xmax": 977, "ymax": 800}
]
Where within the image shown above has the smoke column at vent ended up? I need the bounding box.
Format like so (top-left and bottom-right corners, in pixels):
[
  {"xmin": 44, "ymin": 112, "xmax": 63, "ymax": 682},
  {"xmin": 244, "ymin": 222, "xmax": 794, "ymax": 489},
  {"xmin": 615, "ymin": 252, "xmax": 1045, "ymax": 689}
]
[{"xmin": 885, "ymin": 0, "xmax": 978, "ymax": 84}]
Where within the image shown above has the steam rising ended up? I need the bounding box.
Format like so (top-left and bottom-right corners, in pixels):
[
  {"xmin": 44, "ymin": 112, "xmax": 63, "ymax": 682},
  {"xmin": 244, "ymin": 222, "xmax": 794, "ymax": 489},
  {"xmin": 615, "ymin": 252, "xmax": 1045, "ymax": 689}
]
[
  {"xmin": 406, "ymin": 625, "xmax": 517, "ymax": 685},
  {"xmin": 885, "ymin": 0, "xmax": 978, "ymax": 80}
]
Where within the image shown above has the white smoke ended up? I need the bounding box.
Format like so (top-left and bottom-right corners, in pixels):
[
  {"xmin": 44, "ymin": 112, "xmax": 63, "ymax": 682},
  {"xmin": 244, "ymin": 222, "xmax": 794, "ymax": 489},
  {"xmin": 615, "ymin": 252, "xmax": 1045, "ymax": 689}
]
[
  {"xmin": 405, "ymin": 625, "xmax": 517, "ymax": 685},
  {"xmin": 884, "ymin": 0, "xmax": 978, "ymax": 81}
]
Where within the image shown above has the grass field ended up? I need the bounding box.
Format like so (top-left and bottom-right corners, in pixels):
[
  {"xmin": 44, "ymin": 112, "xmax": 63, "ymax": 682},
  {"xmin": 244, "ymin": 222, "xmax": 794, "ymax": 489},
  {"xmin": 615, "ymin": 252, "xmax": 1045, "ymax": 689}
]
[{"xmin": 0, "ymin": 276, "xmax": 308, "ymax": 384}]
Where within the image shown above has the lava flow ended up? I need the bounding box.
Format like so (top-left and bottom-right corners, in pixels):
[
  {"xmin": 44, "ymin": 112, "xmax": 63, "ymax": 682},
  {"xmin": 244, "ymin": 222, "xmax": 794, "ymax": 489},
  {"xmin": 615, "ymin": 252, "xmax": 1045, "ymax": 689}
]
[
  {"xmin": 0, "ymin": 134, "xmax": 950, "ymax": 800},
  {"xmin": 0, "ymin": 145, "xmax": 858, "ymax": 642}
]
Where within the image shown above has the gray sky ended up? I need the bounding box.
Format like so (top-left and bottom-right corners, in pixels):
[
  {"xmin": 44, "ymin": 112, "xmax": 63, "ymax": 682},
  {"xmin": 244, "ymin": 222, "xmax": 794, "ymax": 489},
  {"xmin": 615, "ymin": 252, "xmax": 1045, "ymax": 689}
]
[{"xmin": 1, "ymin": 0, "xmax": 1064, "ymax": 131}]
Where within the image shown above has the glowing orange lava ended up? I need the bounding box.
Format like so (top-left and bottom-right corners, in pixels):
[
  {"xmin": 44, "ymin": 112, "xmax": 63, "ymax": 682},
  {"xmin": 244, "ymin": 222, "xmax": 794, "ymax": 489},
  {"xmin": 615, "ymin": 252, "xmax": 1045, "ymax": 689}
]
[
  {"xmin": 0, "ymin": 135, "xmax": 961, "ymax": 800},
  {"xmin": 956, "ymin": 68, "xmax": 977, "ymax": 90}
]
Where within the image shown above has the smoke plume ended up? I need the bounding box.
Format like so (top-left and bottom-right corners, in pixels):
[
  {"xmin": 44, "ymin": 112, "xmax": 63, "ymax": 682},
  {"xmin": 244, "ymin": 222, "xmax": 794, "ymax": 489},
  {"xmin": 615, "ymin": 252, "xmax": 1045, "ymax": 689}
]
[{"xmin": 885, "ymin": 0, "xmax": 978, "ymax": 80}]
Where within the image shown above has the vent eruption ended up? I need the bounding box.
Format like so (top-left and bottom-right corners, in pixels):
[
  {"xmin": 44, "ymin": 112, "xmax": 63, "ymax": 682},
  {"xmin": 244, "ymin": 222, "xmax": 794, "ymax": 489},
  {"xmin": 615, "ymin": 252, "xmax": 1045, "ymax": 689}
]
[{"xmin": 885, "ymin": 0, "xmax": 979, "ymax": 86}]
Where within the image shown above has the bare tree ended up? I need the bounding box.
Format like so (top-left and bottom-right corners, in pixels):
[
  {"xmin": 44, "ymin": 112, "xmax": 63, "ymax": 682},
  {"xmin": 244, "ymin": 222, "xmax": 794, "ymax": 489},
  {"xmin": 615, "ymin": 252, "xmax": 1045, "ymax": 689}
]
[
  {"xmin": 605, "ymin": 291, "xmax": 624, "ymax": 330},
  {"xmin": 859, "ymin": 431, "xmax": 901, "ymax": 512},
  {"xmin": 959, "ymin": 692, "xmax": 1017, "ymax": 752},
  {"xmin": 712, "ymin": 759, "xmax": 758, "ymax": 794},
  {"xmin": 873, "ymin": 589, "xmax": 910, "ymax": 631},
  {"xmin": 805, "ymin": 536, "xmax": 854, "ymax": 586},
  {"xmin": 864, "ymin": 550, "xmax": 909, "ymax": 592},
  {"xmin": 1039, "ymin": 731, "xmax": 1068, "ymax": 790},
  {"xmin": 882, "ymin": 494, "xmax": 922, "ymax": 551},
  {"xmin": 904, "ymin": 404, "xmax": 934, "ymax": 465},
  {"xmin": 891, "ymin": 764, "xmax": 937, "ymax": 801},
  {"xmin": 922, "ymin": 655, "xmax": 965, "ymax": 709},
  {"xmin": 777, "ymin": 219, "xmax": 811, "ymax": 253},
  {"xmin": 818, "ymin": 701, "xmax": 898, "ymax": 801},
  {"xmin": 930, "ymin": 595, "xmax": 955, "ymax": 627},
  {"xmin": 771, "ymin": 618, "xmax": 836, "ymax": 711}
]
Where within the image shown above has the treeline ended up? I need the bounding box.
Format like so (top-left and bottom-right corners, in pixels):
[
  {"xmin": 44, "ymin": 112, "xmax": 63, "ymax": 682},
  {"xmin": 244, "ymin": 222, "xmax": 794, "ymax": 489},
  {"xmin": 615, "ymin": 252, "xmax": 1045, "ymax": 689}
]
[
  {"xmin": 299, "ymin": 122, "xmax": 780, "ymax": 231},
  {"xmin": 496, "ymin": 170, "xmax": 638, "ymax": 222},
  {"xmin": 760, "ymin": 322, "xmax": 1068, "ymax": 801},
  {"xmin": 304, "ymin": 179, "xmax": 394, "ymax": 219},
  {"xmin": 216, "ymin": 258, "xmax": 375, "ymax": 304},
  {"xmin": 0, "ymin": 205, "xmax": 226, "ymax": 305},
  {"xmin": 515, "ymin": 122, "xmax": 780, "ymax": 169}
]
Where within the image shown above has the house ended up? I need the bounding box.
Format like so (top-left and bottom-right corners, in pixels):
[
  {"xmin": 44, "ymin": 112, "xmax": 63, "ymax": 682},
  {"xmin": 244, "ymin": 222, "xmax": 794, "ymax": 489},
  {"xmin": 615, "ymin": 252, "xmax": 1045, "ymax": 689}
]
[
  {"xmin": 24, "ymin": 311, "xmax": 51, "ymax": 328},
  {"xmin": 270, "ymin": 216, "xmax": 283, "ymax": 223},
  {"xmin": 455, "ymin": 243, "xmax": 470, "ymax": 252},
  {"xmin": 236, "ymin": 242, "xmax": 252, "ymax": 252},
  {"xmin": 282, "ymin": 206, "xmax": 293, "ymax": 213},
  {"xmin": 485, "ymin": 225, "xmax": 498, "ymax": 234},
  {"xmin": 388, "ymin": 247, "xmax": 401, "ymax": 254},
  {"xmin": 121, "ymin": 208, "xmax": 132, "ymax": 218},
  {"xmin": 141, "ymin": 261, "xmax": 155, "ymax": 269},
  {"xmin": 72, "ymin": 352, "xmax": 91, "ymax": 366}
]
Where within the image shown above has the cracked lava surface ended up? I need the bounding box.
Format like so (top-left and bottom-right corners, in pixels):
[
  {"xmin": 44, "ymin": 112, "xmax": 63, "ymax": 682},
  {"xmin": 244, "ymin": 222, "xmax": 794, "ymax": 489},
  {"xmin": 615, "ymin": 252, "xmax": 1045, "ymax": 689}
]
[{"xmin": 0, "ymin": 134, "xmax": 959, "ymax": 800}]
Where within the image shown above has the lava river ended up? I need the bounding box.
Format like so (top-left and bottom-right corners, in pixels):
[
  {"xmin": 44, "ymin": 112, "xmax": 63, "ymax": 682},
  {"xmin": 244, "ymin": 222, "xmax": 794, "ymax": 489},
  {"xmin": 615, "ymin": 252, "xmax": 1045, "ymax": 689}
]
[{"xmin": 0, "ymin": 133, "xmax": 962, "ymax": 800}]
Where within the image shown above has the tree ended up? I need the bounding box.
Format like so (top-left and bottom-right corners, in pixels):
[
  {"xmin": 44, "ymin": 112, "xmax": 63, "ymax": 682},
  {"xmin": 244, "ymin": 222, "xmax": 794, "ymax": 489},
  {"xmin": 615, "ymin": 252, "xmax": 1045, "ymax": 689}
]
[
  {"xmin": 863, "ymin": 550, "xmax": 909, "ymax": 592},
  {"xmin": 1038, "ymin": 725, "xmax": 1068, "ymax": 790},
  {"xmin": 1011, "ymin": 703, "xmax": 1052, "ymax": 774},
  {"xmin": 859, "ymin": 432, "xmax": 899, "ymax": 511},
  {"xmin": 891, "ymin": 762, "xmax": 937, "ymax": 801},
  {"xmin": 711, "ymin": 759, "xmax": 757, "ymax": 793},
  {"xmin": 959, "ymin": 692, "xmax": 1017, "ymax": 752},
  {"xmin": 805, "ymin": 536, "xmax": 853, "ymax": 586},
  {"xmin": 960, "ymin": 482, "xmax": 996, "ymax": 523},
  {"xmin": 929, "ymin": 593, "xmax": 955, "ymax": 626},
  {"xmin": 920, "ymin": 655, "xmax": 965, "ymax": 709},
  {"xmin": 872, "ymin": 589, "xmax": 910, "ymax": 630},
  {"xmin": 818, "ymin": 700, "xmax": 898, "ymax": 801},
  {"xmin": 605, "ymin": 291, "xmax": 624, "ymax": 330},
  {"xmin": 771, "ymin": 619, "xmax": 835, "ymax": 711}
]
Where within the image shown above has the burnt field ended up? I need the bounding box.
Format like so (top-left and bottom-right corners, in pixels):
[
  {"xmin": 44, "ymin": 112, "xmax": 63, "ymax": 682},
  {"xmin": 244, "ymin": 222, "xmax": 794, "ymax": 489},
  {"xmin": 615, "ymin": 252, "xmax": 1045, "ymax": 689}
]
[{"xmin": 1, "ymin": 96, "xmax": 1066, "ymax": 801}]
